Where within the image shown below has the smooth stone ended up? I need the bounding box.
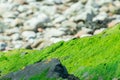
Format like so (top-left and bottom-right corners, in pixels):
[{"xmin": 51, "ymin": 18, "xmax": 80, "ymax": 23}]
[
  {"xmin": 95, "ymin": 0, "xmax": 113, "ymax": 6},
  {"xmin": 5, "ymin": 28, "xmax": 20, "ymax": 36},
  {"xmin": 12, "ymin": 0, "xmax": 27, "ymax": 4},
  {"xmin": 36, "ymin": 40, "xmax": 53, "ymax": 50},
  {"xmin": 2, "ymin": 12, "xmax": 17, "ymax": 18},
  {"xmin": 93, "ymin": 12, "xmax": 108, "ymax": 21},
  {"xmin": 10, "ymin": 33, "xmax": 20, "ymax": 41},
  {"xmin": 54, "ymin": 0, "xmax": 63, "ymax": 4},
  {"xmin": 61, "ymin": 21, "xmax": 77, "ymax": 35},
  {"xmin": 31, "ymin": 39, "xmax": 44, "ymax": 48},
  {"xmin": 94, "ymin": 28, "xmax": 106, "ymax": 35},
  {"xmin": 0, "ymin": 22, "xmax": 8, "ymax": 33},
  {"xmin": 22, "ymin": 43, "xmax": 32, "ymax": 49},
  {"xmin": 11, "ymin": 18, "xmax": 23, "ymax": 27},
  {"xmin": 21, "ymin": 31, "xmax": 36, "ymax": 40},
  {"xmin": 12, "ymin": 40, "xmax": 24, "ymax": 49},
  {"xmin": 50, "ymin": 38, "xmax": 63, "ymax": 43},
  {"xmin": 40, "ymin": 6, "xmax": 57, "ymax": 16},
  {"xmin": 23, "ymin": 13, "xmax": 49, "ymax": 31},
  {"xmin": 0, "ymin": 42, "xmax": 7, "ymax": 51},
  {"xmin": 17, "ymin": 5, "xmax": 28, "ymax": 12},
  {"xmin": 74, "ymin": 9, "xmax": 95, "ymax": 21},
  {"xmin": 0, "ymin": 35, "xmax": 11, "ymax": 41},
  {"xmin": 74, "ymin": 27, "xmax": 93, "ymax": 38},
  {"xmin": 53, "ymin": 15, "xmax": 66, "ymax": 24},
  {"xmin": 44, "ymin": 28, "xmax": 65, "ymax": 38},
  {"xmin": 80, "ymin": 34, "xmax": 92, "ymax": 38},
  {"xmin": 64, "ymin": 1, "xmax": 83, "ymax": 17}
]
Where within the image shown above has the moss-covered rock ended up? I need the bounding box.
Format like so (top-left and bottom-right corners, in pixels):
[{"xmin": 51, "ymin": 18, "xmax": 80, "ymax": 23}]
[{"xmin": 0, "ymin": 24, "xmax": 120, "ymax": 80}]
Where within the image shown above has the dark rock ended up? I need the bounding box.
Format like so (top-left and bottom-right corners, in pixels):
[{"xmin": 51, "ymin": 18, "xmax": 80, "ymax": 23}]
[{"xmin": 1, "ymin": 59, "xmax": 80, "ymax": 80}]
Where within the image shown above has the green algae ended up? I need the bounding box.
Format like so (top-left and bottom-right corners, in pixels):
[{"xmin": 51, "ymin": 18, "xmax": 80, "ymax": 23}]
[{"xmin": 0, "ymin": 24, "xmax": 120, "ymax": 80}]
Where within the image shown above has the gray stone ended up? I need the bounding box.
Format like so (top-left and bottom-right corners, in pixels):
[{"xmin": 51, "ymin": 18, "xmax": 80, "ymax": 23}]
[
  {"xmin": 53, "ymin": 15, "xmax": 66, "ymax": 24},
  {"xmin": 12, "ymin": 40, "xmax": 24, "ymax": 49},
  {"xmin": 10, "ymin": 33, "xmax": 20, "ymax": 41},
  {"xmin": 74, "ymin": 9, "xmax": 95, "ymax": 22},
  {"xmin": 54, "ymin": 0, "xmax": 63, "ymax": 4},
  {"xmin": 23, "ymin": 13, "xmax": 49, "ymax": 31},
  {"xmin": 1, "ymin": 59, "xmax": 79, "ymax": 80},
  {"xmin": 17, "ymin": 5, "xmax": 28, "ymax": 12},
  {"xmin": 31, "ymin": 39, "xmax": 44, "ymax": 48},
  {"xmin": 0, "ymin": 42, "xmax": 7, "ymax": 51},
  {"xmin": 5, "ymin": 28, "xmax": 20, "ymax": 36},
  {"xmin": 44, "ymin": 28, "xmax": 65, "ymax": 38},
  {"xmin": 64, "ymin": 1, "xmax": 83, "ymax": 17},
  {"xmin": 93, "ymin": 12, "xmax": 108, "ymax": 21},
  {"xmin": 0, "ymin": 22, "xmax": 8, "ymax": 33},
  {"xmin": 0, "ymin": 35, "xmax": 11, "ymax": 41},
  {"xmin": 40, "ymin": 6, "xmax": 57, "ymax": 16},
  {"xmin": 74, "ymin": 27, "xmax": 93, "ymax": 38},
  {"xmin": 21, "ymin": 31, "xmax": 36, "ymax": 40},
  {"xmin": 61, "ymin": 21, "xmax": 77, "ymax": 35}
]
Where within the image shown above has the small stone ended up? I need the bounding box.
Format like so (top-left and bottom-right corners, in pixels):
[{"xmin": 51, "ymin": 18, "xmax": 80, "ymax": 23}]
[
  {"xmin": 107, "ymin": 20, "xmax": 120, "ymax": 28},
  {"xmin": 12, "ymin": 0, "xmax": 27, "ymax": 4},
  {"xmin": 31, "ymin": 39, "xmax": 43, "ymax": 48},
  {"xmin": 94, "ymin": 28, "xmax": 106, "ymax": 35},
  {"xmin": 0, "ymin": 42, "xmax": 7, "ymax": 51},
  {"xmin": 80, "ymin": 34, "xmax": 92, "ymax": 38},
  {"xmin": 23, "ymin": 13, "xmax": 49, "ymax": 31},
  {"xmin": 21, "ymin": 31, "xmax": 36, "ymax": 40},
  {"xmin": 12, "ymin": 40, "xmax": 24, "ymax": 49},
  {"xmin": 5, "ymin": 28, "xmax": 20, "ymax": 36},
  {"xmin": 0, "ymin": 22, "xmax": 8, "ymax": 33},
  {"xmin": 17, "ymin": 5, "xmax": 28, "ymax": 12},
  {"xmin": 53, "ymin": 15, "xmax": 66, "ymax": 24},
  {"xmin": 93, "ymin": 12, "xmax": 108, "ymax": 21},
  {"xmin": 61, "ymin": 21, "xmax": 77, "ymax": 35},
  {"xmin": 74, "ymin": 27, "xmax": 93, "ymax": 38},
  {"xmin": 10, "ymin": 33, "xmax": 20, "ymax": 41},
  {"xmin": 44, "ymin": 28, "xmax": 65, "ymax": 38}
]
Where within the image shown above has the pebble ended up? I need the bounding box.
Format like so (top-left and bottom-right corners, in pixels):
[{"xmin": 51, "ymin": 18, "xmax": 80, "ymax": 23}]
[
  {"xmin": 44, "ymin": 28, "xmax": 65, "ymax": 38},
  {"xmin": 94, "ymin": 28, "xmax": 106, "ymax": 35},
  {"xmin": 21, "ymin": 31, "xmax": 36, "ymax": 40},
  {"xmin": 0, "ymin": 0, "xmax": 120, "ymax": 51},
  {"xmin": 0, "ymin": 42, "xmax": 7, "ymax": 51}
]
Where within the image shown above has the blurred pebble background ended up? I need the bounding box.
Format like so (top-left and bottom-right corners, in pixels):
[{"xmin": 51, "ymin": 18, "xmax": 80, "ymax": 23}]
[{"xmin": 0, "ymin": 0, "xmax": 120, "ymax": 51}]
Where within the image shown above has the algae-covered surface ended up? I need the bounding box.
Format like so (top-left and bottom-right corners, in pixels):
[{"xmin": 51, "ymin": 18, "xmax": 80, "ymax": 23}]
[{"xmin": 0, "ymin": 24, "xmax": 120, "ymax": 80}]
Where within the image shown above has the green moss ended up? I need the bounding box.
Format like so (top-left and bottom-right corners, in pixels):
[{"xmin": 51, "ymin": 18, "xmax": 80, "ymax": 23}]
[{"xmin": 0, "ymin": 24, "xmax": 120, "ymax": 80}]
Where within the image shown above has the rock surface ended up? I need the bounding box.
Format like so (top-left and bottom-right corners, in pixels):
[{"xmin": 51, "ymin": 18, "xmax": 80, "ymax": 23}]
[{"xmin": 1, "ymin": 59, "xmax": 79, "ymax": 80}]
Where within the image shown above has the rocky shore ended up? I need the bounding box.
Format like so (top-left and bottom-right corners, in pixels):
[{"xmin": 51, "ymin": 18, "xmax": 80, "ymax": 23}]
[{"xmin": 0, "ymin": 0, "xmax": 120, "ymax": 51}]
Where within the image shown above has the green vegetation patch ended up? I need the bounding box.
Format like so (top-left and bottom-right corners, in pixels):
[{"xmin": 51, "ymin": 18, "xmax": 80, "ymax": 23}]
[{"xmin": 0, "ymin": 24, "xmax": 120, "ymax": 80}]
